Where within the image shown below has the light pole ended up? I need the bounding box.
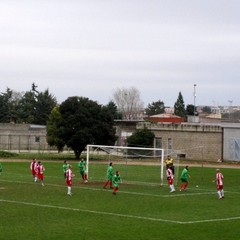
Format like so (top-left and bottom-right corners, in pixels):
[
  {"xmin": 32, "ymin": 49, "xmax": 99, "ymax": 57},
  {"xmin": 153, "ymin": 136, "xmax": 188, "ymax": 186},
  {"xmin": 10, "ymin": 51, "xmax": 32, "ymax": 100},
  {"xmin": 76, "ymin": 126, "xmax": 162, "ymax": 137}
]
[{"xmin": 193, "ymin": 84, "xmax": 197, "ymax": 123}]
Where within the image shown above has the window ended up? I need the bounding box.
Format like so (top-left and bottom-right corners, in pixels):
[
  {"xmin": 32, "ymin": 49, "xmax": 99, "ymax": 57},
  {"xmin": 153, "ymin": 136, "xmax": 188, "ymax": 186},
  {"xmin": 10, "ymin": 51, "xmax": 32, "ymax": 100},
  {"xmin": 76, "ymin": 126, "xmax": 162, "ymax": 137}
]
[
  {"xmin": 35, "ymin": 136, "xmax": 40, "ymax": 143},
  {"xmin": 155, "ymin": 138, "xmax": 162, "ymax": 148},
  {"xmin": 167, "ymin": 138, "xmax": 172, "ymax": 150}
]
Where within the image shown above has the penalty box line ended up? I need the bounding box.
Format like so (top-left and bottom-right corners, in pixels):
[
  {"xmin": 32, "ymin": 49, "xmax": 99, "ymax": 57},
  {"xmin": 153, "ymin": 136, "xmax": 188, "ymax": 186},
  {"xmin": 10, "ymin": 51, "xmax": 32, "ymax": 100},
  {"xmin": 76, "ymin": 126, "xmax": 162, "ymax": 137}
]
[{"xmin": 1, "ymin": 198, "xmax": 240, "ymax": 225}]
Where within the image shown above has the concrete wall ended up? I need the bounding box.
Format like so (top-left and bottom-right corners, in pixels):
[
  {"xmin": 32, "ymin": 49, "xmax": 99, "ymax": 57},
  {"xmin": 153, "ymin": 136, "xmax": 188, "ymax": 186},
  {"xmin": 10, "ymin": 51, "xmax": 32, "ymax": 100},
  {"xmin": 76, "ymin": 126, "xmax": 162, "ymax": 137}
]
[
  {"xmin": 223, "ymin": 126, "xmax": 240, "ymax": 161},
  {"xmin": 0, "ymin": 123, "xmax": 49, "ymax": 152},
  {"xmin": 137, "ymin": 122, "xmax": 222, "ymax": 161}
]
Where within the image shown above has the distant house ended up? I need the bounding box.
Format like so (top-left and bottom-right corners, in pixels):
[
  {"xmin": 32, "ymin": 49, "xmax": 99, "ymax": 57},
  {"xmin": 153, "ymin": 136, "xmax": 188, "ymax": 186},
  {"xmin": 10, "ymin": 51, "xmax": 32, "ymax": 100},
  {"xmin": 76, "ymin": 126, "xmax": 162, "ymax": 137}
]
[
  {"xmin": 0, "ymin": 123, "xmax": 48, "ymax": 152},
  {"xmin": 114, "ymin": 119, "xmax": 240, "ymax": 162},
  {"xmin": 144, "ymin": 113, "xmax": 184, "ymax": 123}
]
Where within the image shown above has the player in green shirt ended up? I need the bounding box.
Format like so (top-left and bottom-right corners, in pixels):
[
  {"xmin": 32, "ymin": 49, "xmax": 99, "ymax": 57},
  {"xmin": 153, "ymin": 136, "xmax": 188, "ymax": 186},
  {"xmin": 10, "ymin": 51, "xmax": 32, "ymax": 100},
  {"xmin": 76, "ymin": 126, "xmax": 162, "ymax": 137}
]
[
  {"xmin": 179, "ymin": 165, "xmax": 191, "ymax": 191},
  {"xmin": 103, "ymin": 162, "xmax": 113, "ymax": 189},
  {"xmin": 62, "ymin": 160, "xmax": 69, "ymax": 179},
  {"xmin": 112, "ymin": 171, "xmax": 122, "ymax": 195},
  {"xmin": 78, "ymin": 159, "xmax": 88, "ymax": 183}
]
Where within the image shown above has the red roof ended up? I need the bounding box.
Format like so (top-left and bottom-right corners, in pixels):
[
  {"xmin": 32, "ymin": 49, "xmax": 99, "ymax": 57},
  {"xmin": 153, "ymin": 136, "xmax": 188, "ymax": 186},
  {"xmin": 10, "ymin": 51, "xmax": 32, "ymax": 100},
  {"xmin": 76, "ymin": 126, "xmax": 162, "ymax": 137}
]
[{"xmin": 145, "ymin": 113, "xmax": 184, "ymax": 123}]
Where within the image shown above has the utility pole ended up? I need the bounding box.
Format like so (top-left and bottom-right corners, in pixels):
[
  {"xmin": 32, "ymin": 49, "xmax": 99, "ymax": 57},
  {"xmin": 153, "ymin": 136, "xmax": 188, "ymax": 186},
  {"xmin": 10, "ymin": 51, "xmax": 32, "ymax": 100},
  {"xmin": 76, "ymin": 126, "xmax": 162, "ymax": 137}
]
[{"xmin": 193, "ymin": 84, "xmax": 197, "ymax": 123}]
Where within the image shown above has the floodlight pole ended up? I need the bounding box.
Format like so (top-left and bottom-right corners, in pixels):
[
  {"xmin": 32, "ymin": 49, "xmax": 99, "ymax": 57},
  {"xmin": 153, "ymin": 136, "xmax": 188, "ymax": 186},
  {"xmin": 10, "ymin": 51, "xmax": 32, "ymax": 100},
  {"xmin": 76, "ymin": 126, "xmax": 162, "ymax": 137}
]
[{"xmin": 193, "ymin": 84, "xmax": 197, "ymax": 123}]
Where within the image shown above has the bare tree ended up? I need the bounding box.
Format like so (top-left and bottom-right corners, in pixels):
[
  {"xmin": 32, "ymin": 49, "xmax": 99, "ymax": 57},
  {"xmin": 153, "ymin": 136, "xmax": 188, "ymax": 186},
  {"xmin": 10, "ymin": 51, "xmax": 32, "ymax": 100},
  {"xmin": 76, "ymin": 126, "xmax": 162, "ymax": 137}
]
[{"xmin": 113, "ymin": 87, "xmax": 144, "ymax": 120}]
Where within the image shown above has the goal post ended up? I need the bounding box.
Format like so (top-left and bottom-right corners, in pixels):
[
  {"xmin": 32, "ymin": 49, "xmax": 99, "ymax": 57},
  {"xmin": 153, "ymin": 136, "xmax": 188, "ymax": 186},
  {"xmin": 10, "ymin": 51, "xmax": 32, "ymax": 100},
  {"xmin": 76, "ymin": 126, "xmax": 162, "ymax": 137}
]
[{"xmin": 86, "ymin": 144, "xmax": 165, "ymax": 185}]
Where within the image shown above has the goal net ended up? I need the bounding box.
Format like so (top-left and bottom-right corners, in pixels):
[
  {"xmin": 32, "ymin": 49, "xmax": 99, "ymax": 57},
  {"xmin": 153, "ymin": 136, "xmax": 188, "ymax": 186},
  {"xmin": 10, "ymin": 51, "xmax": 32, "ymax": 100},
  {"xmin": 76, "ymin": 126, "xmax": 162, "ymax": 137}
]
[{"xmin": 86, "ymin": 144, "xmax": 181, "ymax": 186}]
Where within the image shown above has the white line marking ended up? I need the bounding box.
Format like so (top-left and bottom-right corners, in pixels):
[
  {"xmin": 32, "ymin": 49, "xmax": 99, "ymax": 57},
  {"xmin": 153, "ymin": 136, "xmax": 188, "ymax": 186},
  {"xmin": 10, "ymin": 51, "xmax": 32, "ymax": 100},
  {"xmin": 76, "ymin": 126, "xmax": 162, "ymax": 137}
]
[
  {"xmin": 0, "ymin": 198, "xmax": 182, "ymax": 224},
  {"xmin": 1, "ymin": 198, "xmax": 240, "ymax": 225},
  {"xmin": 0, "ymin": 179, "xmax": 218, "ymax": 198}
]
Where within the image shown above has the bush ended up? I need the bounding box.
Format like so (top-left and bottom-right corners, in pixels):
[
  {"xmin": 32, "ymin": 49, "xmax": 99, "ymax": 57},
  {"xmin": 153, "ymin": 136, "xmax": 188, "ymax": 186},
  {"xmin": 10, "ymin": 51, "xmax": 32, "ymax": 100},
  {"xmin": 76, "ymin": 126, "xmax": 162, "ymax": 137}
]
[{"xmin": 0, "ymin": 151, "xmax": 19, "ymax": 158}]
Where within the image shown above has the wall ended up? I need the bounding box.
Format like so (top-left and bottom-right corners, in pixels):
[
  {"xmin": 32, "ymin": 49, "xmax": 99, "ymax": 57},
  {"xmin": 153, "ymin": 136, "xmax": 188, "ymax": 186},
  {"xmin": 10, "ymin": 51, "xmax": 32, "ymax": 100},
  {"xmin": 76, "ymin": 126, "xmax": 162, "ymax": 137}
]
[
  {"xmin": 223, "ymin": 125, "xmax": 240, "ymax": 161},
  {"xmin": 137, "ymin": 122, "xmax": 223, "ymax": 161},
  {"xmin": 0, "ymin": 123, "xmax": 49, "ymax": 152}
]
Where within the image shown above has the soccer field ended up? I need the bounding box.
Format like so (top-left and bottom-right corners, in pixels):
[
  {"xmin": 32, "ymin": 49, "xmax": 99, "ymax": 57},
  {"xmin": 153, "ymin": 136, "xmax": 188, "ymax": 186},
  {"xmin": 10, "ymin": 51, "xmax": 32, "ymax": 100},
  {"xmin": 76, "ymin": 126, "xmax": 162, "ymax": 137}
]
[{"xmin": 0, "ymin": 161, "xmax": 240, "ymax": 240}]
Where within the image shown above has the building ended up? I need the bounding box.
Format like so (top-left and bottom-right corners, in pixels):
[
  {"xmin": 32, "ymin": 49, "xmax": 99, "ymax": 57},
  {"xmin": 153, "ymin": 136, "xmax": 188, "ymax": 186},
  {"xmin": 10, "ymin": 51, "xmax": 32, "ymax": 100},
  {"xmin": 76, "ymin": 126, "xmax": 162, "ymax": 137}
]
[
  {"xmin": 0, "ymin": 123, "xmax": 48, "ymax": 152},
  {"xmin": 115, "ymin": 120, "xmax": 240, "ymax": 162}
]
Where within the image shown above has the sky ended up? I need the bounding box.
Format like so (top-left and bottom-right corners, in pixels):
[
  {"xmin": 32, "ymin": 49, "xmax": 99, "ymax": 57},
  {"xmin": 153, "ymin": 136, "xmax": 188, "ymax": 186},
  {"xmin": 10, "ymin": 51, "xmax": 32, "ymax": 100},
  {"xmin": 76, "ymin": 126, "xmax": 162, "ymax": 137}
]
[{"xmin": 0, "ymin": 0, "xmax": 240, "ymax": 108}]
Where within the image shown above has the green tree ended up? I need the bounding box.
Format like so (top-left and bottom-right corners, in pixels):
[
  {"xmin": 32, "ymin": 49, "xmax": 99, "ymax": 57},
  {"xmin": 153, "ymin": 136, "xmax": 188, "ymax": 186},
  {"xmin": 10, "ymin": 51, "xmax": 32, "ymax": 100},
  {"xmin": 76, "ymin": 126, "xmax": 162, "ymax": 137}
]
[
  {"xmin": 55, "ymin": 96, "xmax": 116, "ymax": 159},
  {"xmin": 174, "ymin": 92, "xmax": 186, "ymax": 120},
  {"xmin": 17, "ymin": 90, "xmax": 36, "ymax": 123},
  {"xmin": 145, "ymin": 100, "xmax": 165, "ymax": 116},
  {"xmin": 46, "ymin": 106, "xmax": 65, "ymax": 152},
  {"xmin": 105, "ymin": 101, "xmax": 122, "ymax": 119},
  {"xmin": 17, "ymin": 83, "xmax": 57, "ymax": 124},
  {"xmin": 127, "ymin": 127, "xmax": 155, "ymax": 148},
  {"xmin": 34, "ymin": 89, "xmax": 57, "ymax": 125},
  {"xmin": 0, "ymin": 88, "xmax": 13, "ymax": 122},
  {"xmin": 202, "ymin": 106, "xmax": 211, "ymax": 114},
  {"xmin": 186, "ymin": 104, "xmax": 195, "ymax": 116}
]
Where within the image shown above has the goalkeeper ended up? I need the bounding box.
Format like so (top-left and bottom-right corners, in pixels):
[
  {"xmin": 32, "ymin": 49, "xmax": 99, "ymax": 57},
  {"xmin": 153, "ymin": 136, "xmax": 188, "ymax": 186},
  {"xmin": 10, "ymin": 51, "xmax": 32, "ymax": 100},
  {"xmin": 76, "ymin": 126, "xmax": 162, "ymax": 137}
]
[{"xmin": 165, "ymin": 155, "xmax": 175, "ymax": 176}]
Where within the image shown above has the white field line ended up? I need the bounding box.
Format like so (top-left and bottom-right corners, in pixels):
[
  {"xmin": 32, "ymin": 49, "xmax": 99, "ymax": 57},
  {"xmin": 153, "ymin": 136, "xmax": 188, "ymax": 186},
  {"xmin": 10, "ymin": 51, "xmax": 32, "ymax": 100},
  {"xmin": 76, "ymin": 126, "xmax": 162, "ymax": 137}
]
[
  {"xmin": 1, "ymin": 198, "xmax": 240, "ymax": 225},
  {"xmin": 0, "ymin": 178, "xmax": 218, "ymax": 198}
]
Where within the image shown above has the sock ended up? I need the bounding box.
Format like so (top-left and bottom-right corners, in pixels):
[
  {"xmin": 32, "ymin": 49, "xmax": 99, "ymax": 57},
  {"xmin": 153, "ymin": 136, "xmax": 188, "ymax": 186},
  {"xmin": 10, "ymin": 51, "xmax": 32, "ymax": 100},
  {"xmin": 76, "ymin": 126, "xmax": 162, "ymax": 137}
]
[
  {"xmin": 103, "ymin": 181, "xmax": 109, "ymax": 188},
  {"xmin": 221, "ymin": 190, "xmax": 224, "ymax": 197},
  {"xmin": 218, "ymin": 190, "xmax": 221, "ymax": 198}
]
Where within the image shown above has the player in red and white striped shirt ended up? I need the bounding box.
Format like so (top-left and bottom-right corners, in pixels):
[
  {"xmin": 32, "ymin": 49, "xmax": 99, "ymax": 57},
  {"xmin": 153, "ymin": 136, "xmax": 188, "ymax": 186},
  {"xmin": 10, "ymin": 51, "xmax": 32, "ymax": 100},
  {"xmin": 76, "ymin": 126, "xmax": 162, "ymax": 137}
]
[
  {"xmin": 66, "ymin": 165, "xmax": 74, "ymax": 196},
  {"xmin": 37, "ymin": 161, "xmax": 45, "ymax": 186},
  {"xmin": 213, "ymin": 169, "xmax": 224, "ymax": 199},
  {"xmin": 167, "ymin": 166, "xmax": 175, "ymax": 193},
  {"xmin": 30, "ymin": 159, "xmax": 38, "ymax": 183}
]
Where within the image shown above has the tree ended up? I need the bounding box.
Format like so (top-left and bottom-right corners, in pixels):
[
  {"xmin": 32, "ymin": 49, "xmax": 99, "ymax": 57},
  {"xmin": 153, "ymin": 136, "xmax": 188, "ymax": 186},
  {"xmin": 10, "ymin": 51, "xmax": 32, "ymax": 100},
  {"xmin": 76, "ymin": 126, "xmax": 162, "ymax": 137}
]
[
  {"xmin": 202, "ymin": 106, "xmax": 211, "ymax": 114},
  {"xmin": 113, "ymin": 87, "xmax": 144, "ymax": 120},
  {"xmin": 105, "ymin": 101, "xmax": 122, "ymax": 120},
  {"xmin": 127, "ymin": 127, "xmax": 155, "ymax": 148},
  {"xmin": 34, "ymin": 89, "xmax": 57, "ymax": 125},
  {"xmin": 0, "ymin": 88, "xmax": 14, "ymax": 122},
  {"xmin": 186, "ymin": 104, "xmax": 195, "ymax": 116},
  {"xmin": 174, "ymin": 92, "xmax": 186, "ymax": 120},
  {"xmin": 46, "ymin": 106, "xmax": 65, "ymax": 152},
  {"xmin": 54, "ymin": 96, "xmax": 116, "ymax": 159},
  {"xmin": 145, "ymin": 100, "xmax": 165, "ymax": 116},
  {"xmin": 17, "ymin": 83, "xmax": 57, "ymax": 124}
]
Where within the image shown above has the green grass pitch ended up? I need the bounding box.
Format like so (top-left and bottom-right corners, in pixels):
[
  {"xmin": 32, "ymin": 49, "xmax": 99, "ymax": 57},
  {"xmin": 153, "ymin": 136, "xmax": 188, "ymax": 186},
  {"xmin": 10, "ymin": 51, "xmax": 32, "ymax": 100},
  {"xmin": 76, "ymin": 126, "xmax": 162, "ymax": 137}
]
[{"xmin": 0, "ymin": 161, "xmax": 240, "ymax": 240}]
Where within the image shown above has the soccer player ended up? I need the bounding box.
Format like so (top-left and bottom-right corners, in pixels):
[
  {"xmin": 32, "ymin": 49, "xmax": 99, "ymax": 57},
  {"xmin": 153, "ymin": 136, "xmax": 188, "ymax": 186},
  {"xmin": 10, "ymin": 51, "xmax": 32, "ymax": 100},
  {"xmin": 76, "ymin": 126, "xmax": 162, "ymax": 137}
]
[
  {"xmin": 213, "ymin": 169, "xmax": 224, "ymax": 199},
  {"xmin": 103, "ymin": 162, "xmax": 113, "ymax": 189},
  {"xmin": 37, "ymin": 161, "xmax": 45, "ymax": 186},
  {"xmin": 179, "ymin": 165, "xmax": 190, "ymax": 191},
  {"xmin": 62, "ymin": 160, "xmax": 69, "ymax": 179},
  {"xmin": 112, "ymin": 171, "xmax": 122, "ymax": 195},
  {"xmin": 165, "ymin": 155, "xmax": 175, "ymax": 176},
  {"xmin": 66, "ymin": 165, "xmax": 74, "ymax": 196},
  {"xmin": 30, "ymin": 158, "xmax": 38, "ymax": 182},
  {"xmin": 167, "ymin": 165, "xmax": 175, "ymax": 192},
  {"xmin": 78, "ymin": 159, "xmax": 88, "ymax": 183}
]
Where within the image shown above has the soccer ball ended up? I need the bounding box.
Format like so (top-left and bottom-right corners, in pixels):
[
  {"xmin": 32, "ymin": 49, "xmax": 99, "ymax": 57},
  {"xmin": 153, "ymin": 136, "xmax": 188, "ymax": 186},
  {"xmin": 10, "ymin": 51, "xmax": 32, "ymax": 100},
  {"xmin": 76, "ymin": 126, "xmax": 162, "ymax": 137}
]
[{"xmin": 196, "ymin": 185, "xmax": 199, "ymax": 188}]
